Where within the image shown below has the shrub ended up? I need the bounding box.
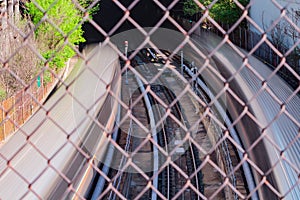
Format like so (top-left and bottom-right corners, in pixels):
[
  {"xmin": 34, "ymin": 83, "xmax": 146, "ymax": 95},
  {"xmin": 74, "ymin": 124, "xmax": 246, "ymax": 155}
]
[
  {"xmin": 183, "ymin": 0, "xmax": 249, "ymax": 25},
  {"xmin": 0, "ymin": 88, "xmax": 7, "ymax": 101},
  {"xmin": 26, "ymin": 0, "xmax": 87, "ymax": 70}
]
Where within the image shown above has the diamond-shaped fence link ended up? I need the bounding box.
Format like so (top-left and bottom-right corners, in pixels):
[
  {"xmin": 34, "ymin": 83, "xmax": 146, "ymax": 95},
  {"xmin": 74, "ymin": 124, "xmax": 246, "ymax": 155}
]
[{"xmin": 0, "ymin": 0, "xmax": 299, "ymax": 199}]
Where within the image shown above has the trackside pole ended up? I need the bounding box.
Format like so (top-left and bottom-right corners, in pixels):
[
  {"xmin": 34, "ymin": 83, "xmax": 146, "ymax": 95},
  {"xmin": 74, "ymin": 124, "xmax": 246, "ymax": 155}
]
[
  {"xmin": 181, "ymin": 50, "xmax": 183, "ymax": 75},
  {"xmin": 125, "ymin": 40, "xmax": 128, "ymax": 84}
]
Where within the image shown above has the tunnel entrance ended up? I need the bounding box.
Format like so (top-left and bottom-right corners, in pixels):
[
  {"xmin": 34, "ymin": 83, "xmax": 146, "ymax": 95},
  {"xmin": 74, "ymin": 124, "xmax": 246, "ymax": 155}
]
[{"xmin": 81, "ymin": 0, "xmax": 183, "ymax": 48}]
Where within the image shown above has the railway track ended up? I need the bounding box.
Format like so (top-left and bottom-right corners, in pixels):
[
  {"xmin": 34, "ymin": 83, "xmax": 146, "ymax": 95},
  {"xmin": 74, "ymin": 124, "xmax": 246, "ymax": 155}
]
[
  {"xmin": 149, "ymin": 84, "xmax": 177, "ymax": 199},
  {"xmin": 139, "ymin": 53, "xmax": 202, "ymax": 198},
  {"xmin": 170, "ymin": 51, "xmax": 249, "ymax": 199},
  {"xmin": 135, "ymin": 50, "xmax": 206, "ymax": 198},
  {"xmin": 137, "ymin": 48, "xmax": 248, "ymax": 199},
  {"xmin": 100, "ymin": 72, "xmax": 155, "ymax": 199},
  {"xmin": 97, "ymin": 53, "xmax": 204, "ymax": 199},
  {"xmin": 95, "ymin": 47, "xmax": 248, "ymax": 199},
  {"xmin": 149, "ymin": 84, "xmax": 203, "ymax": 199}
]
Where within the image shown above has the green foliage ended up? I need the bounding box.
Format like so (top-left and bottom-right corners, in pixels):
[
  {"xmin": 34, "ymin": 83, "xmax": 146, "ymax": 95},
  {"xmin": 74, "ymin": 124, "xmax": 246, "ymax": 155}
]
[
  {"xmin": 183, "ymin": 0, "xmax": 249, "ymax": 25},
  {"xmin": 183, "ymin": 0, "xmax": 201, "ymax": 17},
  {"xmin": 78, "ymin": 0, "xmax": 99, "ymax": 15},
  {"xmin": 43, "ymin": 70, "xmax": 52, "ymax": 85},
  {"xmin": 0, "ymin": 88, "xmax": 6, "ymax": 101},
  {"xmin": 26, "ymin": 0, "xmax": 88, "ymax": 69}
]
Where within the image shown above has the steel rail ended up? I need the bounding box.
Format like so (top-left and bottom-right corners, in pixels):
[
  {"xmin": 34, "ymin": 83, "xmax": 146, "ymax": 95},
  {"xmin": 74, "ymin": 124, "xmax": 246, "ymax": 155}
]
[
  {"xmin": 161, "ymin": 82, "xmax": 201, "ymax": 200},
  {"xmin": 135, "ymin": 75, "xmax": 159, "ymax": 200},
  {"xmin": 151, "ymin": 88, "xmax": 171, "ymax": 200},
  {"xmin": 143, "ymin": 47, "xmax": 203, "ymax": 198},
  {"xmin": 148, "ymin": 56, "xmax": 202, "ymax": 199}
]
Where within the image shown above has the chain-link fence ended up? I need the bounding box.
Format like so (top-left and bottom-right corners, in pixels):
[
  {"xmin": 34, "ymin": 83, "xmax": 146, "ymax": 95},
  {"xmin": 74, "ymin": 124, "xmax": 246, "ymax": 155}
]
[{"xmin": 0, "ymin": 0, "xmax": 299, "ymax": 199}]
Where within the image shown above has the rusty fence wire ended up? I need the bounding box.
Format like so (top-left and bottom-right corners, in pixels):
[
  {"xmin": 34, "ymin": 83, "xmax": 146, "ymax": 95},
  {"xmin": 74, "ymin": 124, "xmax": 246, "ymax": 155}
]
[{"xmin": 0, "ymin": 0, "xmax": 300, "ymax": 200}]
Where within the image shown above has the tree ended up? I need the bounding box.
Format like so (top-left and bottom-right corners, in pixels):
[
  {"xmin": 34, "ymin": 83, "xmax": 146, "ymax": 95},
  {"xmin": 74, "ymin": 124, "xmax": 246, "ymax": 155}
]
[
  {"xmin": 183, "ymin": 0, "xmax": 201, "ymax": 17},
  {"xmin": 183, "ymin": 0, "xmax": 249, "ymax": 25},
  {"xmin": 0, "ymin": 20, "xmax": 39, "ymax": 98},
  {"xmin": 270, "ymin": 8, "xmax": 300, "ymax": 74},
  {"xmin": 284, "ymin": 9, "xmax": 300, "ymax": 74},
  {"xmin": 0, "ymin": 0, "xmax": 98, "ymax": 99},
  {"xmin": 26, "ymin": 0, "xmax": 95, "ymax": 69}
]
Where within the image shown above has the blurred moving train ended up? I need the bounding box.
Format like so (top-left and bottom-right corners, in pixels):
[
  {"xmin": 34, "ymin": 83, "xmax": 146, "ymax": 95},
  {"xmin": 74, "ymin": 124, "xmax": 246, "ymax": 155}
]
[{"xmin": 0, "ymin": 44, "xmax": 121, "ymax": 199}]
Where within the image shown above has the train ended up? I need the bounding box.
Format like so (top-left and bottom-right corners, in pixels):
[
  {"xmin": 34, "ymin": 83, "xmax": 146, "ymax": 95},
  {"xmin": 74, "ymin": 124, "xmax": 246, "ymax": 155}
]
[{"xmin": 0, "ymin": 44, "xmax": 121, "ymax": 199}]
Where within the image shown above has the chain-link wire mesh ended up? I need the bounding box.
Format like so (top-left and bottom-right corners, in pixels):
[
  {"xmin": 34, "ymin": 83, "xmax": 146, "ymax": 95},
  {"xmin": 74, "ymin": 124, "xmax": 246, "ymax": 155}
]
[{"xmin": 0, "ymin": 0, "xmax": 299, "ymax": 199}]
